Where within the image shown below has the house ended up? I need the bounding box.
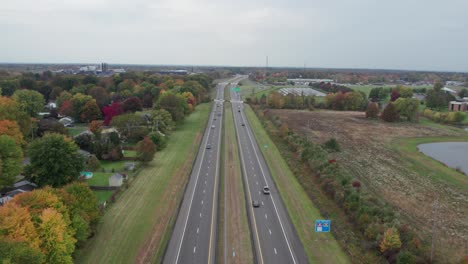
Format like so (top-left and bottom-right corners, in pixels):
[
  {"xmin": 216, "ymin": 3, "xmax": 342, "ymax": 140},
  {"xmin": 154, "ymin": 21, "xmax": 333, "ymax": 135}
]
[
  {"xmin": 449, "ymin": 99, "xmax": 468, "ymax": 112},
  {"xmin": 0, "ymin": 180, "xmax": 37, "ymax": 206},
  {"xmin": 59, "ymin": 117, "xmax": 74, "ymax": 127},
  {"xmin": 109, "ymin": 173, "xmax": 125, "ymax": 187}
]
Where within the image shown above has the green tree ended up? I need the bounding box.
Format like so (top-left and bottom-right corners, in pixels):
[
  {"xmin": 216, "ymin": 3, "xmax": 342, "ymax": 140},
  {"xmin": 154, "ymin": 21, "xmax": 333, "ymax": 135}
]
[
  {"xmin": 80, "ymin": 99, "xmax": 102, "ymax": 122},
  {"xmin": 25, "ymin": 134, "xmax": 83, "ymax": 187},
  {"xmin": 394, "ymin": 98, "xmax": 419, "ymax": 122},
  {"xmin": 156, "ymin": 92, "xmax": 188, "ymax": 123},
  {"xmin": 70, "ymin": 93, "xmax": 94, "ymax": 121},
  {"xmin": 136, "ymin": 137, "xmax": 156, "ymax": 163},
  {"xmin": 398, "ymin": 86, "xmax": 414, "ymax": 98},
  {"xmin": 111, "ymin": 113, "xmax": 147, "ymax": 142},
  {"xmin": 149, "ymin": 109, "xmax": 175, "ymax": 134},
  {"xmin": 0, "ymin": 79, "xmax": 20, "ymax": 96},
  {"xmin": 12, "ymin": 89, "xmax": 45, "ymax": 117},
  {"xmin": 344, "ymin": 91, "xmax": 367, "ymax": 110},
  {"xmin": 0, "ymin": 135, "xmax": 23, "ymax": 189},
  {"xmin": 0, "ymin": 240, "xmax": 44, "ymax": 264},
  {"xmin": 57, "ymin": 91, "xmax": 73, "ymax": 107},
  {"xmin": 426, "ymin": 82, "xmax": 453, "ymax": 109}
]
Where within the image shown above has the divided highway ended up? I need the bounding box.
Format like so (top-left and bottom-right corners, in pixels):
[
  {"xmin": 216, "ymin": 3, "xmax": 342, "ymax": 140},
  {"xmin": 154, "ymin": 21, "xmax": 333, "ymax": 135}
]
[
  {"xmin": 230, "ymin": 83, "xmax": 309, "ymax": 264},
  {"xmin": 163, "ymin": 77, "xmax": 244, "ymax": 264}
]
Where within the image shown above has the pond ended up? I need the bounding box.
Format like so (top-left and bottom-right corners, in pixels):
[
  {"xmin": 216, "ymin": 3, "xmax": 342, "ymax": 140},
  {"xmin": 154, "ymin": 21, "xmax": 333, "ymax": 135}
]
[{"xmin": 417, "ymin": 142, "xmax": 468, "ymax": 175}]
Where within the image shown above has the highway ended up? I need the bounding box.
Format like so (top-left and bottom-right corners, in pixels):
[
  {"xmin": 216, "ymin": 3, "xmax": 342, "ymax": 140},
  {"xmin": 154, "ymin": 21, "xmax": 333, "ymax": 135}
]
[
  {"xmin": 230, "ymin": 82, "xmax": 309, "ymax": 264},
  {"xmin": 163, "ymin": 76, "xmax": 244, "ymax": 264}
]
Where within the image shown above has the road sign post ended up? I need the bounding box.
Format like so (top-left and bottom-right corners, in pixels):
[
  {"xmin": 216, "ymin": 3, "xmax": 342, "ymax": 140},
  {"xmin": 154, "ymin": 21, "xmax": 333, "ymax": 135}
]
[{"xmin": 315, "ymin": 220, "xmax": 331, "ymax": 232}]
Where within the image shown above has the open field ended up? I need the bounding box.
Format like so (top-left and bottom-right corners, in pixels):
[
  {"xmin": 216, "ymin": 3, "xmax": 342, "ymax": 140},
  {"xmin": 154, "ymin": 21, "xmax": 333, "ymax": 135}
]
[
  {"xmin": 270, "ymin": 109, "xmax": 468, "ymax": 262},
  {"xmin": 220, "ymin": 102, "xmax": 253, "ymax": 264},
  {"xmin": 348, "ymin": 84, "xmax": 432, "ymax": 96},
  {"xmin": 244, "ymin": 106, "xmax": 350, "ymax": 263},
  {"xmin": 75, "ymin": 103, "xmax": 210, "ymax": 264}
]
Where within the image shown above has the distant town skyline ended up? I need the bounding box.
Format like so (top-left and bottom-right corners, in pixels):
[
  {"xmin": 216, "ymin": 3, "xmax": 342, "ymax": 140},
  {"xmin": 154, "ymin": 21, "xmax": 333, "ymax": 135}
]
[{"xmin": 2, "ymin": 0, "xmax": 468, "ymax": 72}]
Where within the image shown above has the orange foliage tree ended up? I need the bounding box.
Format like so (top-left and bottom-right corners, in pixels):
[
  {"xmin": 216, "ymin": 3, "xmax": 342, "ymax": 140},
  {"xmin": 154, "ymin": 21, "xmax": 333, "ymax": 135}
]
[
  {"xmin": 0, "ymin": 202, "xmax": 41, "ymax": 250},
  {"xmin": 0, "ymin": 120, "xmax": 25, "ymax": 145}
]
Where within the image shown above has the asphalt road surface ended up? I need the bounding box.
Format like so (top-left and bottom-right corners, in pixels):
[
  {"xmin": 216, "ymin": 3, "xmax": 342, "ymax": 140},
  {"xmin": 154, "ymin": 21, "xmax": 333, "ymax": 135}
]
[
  {"xmin": 230, "ymin": 84, "xmax": 309, "ymax": 264},
  {"xmin": 163, "ymin": 76, "xmax": 244, "ymax": 264}
]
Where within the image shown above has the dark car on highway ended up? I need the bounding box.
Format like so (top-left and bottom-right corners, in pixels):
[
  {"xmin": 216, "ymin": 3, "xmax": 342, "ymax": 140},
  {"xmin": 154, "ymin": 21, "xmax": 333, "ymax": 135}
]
[{"xmin": 252, "ymin": 200, "xmax": 260, "ymax": 207}]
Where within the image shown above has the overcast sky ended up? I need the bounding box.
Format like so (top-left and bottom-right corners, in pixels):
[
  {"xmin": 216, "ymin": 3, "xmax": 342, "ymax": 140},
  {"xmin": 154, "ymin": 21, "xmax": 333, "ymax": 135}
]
[{"xmin": 1, "ymin": 0, "xmax": 468, "ymax": 72}]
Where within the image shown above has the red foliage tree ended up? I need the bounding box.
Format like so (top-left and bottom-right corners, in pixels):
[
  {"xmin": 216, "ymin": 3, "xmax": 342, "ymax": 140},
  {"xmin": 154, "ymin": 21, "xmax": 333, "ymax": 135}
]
[
  {"xmin": 122, "ymin": 97, "xmax": 143, "ymax": 113},
  {"xmin": 381, "ymin": 103, "xmax": 399, "ymax": 122},
  {"xmin": 390, "ymin": 90, "xmax": 400, "ymax": 102},
  {"xmin": 89, "ymin": 120, "xmax": 102, "ymax": 135},
  {"xmin": 102, "ymin": 102, "xmax": 123, "ymax": 125},
  {"xmin": 59, "ymin": 100, "xmax": 74, "ymax": 117}
]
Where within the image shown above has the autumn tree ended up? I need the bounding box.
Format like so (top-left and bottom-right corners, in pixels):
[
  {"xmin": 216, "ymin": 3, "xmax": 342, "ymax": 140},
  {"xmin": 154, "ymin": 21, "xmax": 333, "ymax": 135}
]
[
  {"xmin": 80, "ymin": 99, "xmax": 102, "ymax": 122},
  {"xmin": 136, "ymin": 137, "xmax": 156, "ymax": 163},
  {"xmin": 89, "ymin": 120, "xmax": 103, "ymax": 135},
  {"xmin": 12, "ymin": 89, "xmax": 45, "ymax": 117},
  {"xmin": 70, "ymin": 93, "xmax": 94, "ymax": 121},
  {"xmin": 38, "ymin": 208, "xmax": 76, "ymax": 264},
  {"xmin": 380, "ymin": 228, "xmax": 402, "ymax": 253},
  {"xmin": 0, "ymin": 96, "xmax": 32, "ymax": 137},
  {"xmin": 390, "ymin": 89, "xmax": 401, "ymax": 102},
  {"xmin": 122, "ymin": 96, "xmax": 143, "ymax": 112},
  {"xmin": 0, "ymin": 135, "xmax": 23, "ymax": 189},
  {"xmin": 365, "ymin": 102, "xmax": 380, "ymax": 119},
  {"xmin": 87, "ymin": 86, "xmax": 109, "ymax": 108},
  {"xmin": 56, "ymin": 91, "xmax": 73, "ymax": 107},
  {"xmin": 0, "ymin": 202, "xmax": 41, "ymax": 251},
  {"xmin": 102, "ymin": 102, "xmax": 124, "ymax": 125},
  {"xmin": 381, "ymin": 103, "xmax": 400, "ymax": 122},
  {"xmin": 59, "ymin": 100, "xmax": 74, "ymax": 117},
  {"xmin": 25, "ymin": 133, "xmax": 83, "ymax": 187},
  {"xmin": 0, "ymin": 120, "xmax": 25, "ymax": 145}
]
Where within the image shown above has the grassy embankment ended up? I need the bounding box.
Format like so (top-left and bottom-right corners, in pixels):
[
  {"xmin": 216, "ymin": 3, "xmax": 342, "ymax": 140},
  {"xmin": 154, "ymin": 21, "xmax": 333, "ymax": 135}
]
[
  {"xmin": 75, "ymin": 103, "xmax": 210, "ymax": 264},
  {"xmin": 244, "ymin": 105, "xmax": 350, "ymax": 263},
  {"xmin": 393, "ymin": 136, "xmax": 468, "ymax": 189}
]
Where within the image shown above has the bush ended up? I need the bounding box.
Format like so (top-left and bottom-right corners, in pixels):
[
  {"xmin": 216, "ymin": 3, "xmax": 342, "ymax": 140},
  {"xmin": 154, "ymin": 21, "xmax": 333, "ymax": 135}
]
[
  {"xmin": 365, "ymin": 102, "xmax": 379, "ymax": 119},
  {"xmin": 323, "ymin": 138, "xmax": 341, "ymax": 152},
  {"xmin": 396, "ymin": 251, "xmax": 416, "ymax": 264},
  {"xmin": 148, "ymin": 131, "xmax": 168, "ymax": 150},
  {"xmin": 381, "ymin": 103, "xmax": 399, "ymax": 122}
]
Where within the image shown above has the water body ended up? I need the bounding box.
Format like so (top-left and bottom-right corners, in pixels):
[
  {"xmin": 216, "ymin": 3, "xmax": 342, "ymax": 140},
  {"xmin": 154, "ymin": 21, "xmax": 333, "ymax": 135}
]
[{"xmin": 417, "ymin": 142, "xmax": 468, "ymax": 175}]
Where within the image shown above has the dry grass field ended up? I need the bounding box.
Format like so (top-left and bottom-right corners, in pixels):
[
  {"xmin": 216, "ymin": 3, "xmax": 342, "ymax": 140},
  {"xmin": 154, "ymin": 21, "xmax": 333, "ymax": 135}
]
[{"xmin": 270, "ymin": 109, "xmax": 468, "ymax": 262}]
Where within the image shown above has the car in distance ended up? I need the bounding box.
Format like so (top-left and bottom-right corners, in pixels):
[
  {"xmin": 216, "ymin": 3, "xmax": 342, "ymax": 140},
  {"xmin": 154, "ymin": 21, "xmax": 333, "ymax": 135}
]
[
  {"xmin": 263, "ymin": 186, "xmax": 270, "ymax": 194},
  {"xmin": 238, "ymin": 110, "xmax": 241, "ymax": 112},
  {"xmin": 252, "ymin": 200, "xmax": 260, "ymax": 207},
  {"xmin": 211, "ymin": 125, "xmax": 215, "ymax": 129},
  {"xmin": 206, "ymin": 144, "xmax": 212, "ymax": 149},
  {"xmin": 241, "ymin": 123, "xmax": 245, "ymax": 126}
]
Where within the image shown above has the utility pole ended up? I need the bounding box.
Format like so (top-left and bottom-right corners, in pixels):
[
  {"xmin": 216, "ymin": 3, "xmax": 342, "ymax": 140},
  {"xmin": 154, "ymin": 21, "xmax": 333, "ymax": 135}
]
[{"xmin": 430, "ymin": 196, "xmax": 440, "ymax": 263}]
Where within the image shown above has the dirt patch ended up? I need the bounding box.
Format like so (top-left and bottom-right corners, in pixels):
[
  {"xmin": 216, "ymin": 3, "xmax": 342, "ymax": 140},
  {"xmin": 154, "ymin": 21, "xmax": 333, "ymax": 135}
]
[{"xmin": 271, "ymin": 109, "xmax": 468, "ymax": 262}]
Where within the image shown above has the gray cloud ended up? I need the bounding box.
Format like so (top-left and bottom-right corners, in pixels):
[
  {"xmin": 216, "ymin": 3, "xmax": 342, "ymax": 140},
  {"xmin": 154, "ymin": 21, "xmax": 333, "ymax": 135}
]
[{"xmin": 1, "ymin": 0, "xmax": 467, "ymax": 71}]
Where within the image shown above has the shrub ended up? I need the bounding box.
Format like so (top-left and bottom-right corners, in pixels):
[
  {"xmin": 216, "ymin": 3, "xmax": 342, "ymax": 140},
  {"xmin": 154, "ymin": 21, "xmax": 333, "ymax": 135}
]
[
  {"xmin": 365, "ymin": 102, "xmax": 379, "ymax": 119},
  {"xmin": 380, "ymin": 228, "xmax": 402, "ymax": 253},
  {"xmin": 323, "ymin": 138, "xmax": 341, "ymax": 152},
  {"xmin": 381, "ymin": 103, "xmax": 399, "ymax": 122},
  {"xmin": 396, "ymin": 251, "xmax": 416, "ymax": 264},
  {"xmin": 136, "ymin": 137, "xmax": 156, "ymax": 163}
]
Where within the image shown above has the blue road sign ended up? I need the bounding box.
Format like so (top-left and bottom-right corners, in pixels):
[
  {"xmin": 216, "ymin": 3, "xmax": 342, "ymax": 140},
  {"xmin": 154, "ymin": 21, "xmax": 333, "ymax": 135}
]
[{"xmin": 315, "ymin": 220, "xmax": 331, "ymax": 232}]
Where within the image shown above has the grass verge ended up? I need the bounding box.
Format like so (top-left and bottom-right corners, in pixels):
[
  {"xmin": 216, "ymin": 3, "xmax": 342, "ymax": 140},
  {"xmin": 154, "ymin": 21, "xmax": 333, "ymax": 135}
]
[
  {"xmin": 392, "ymin": 136, "xmax": 468, "ymax": 190},
  {"xmin": 75, "ymin": 103, "xmax": 211, "ymax": 264},
  {"xmin": 244, "ymin": 105, "xmax": 350, "ymax": 263}
]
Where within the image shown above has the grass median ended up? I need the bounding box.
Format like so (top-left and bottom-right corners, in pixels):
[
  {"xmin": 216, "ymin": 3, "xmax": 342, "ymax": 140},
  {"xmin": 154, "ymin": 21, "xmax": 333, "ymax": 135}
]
[
  {"xmin": 244, "ymin": 105, "xmax": 350, "ymax": 263},
  {"xmin": 75, "ymin": 103, "xmax": 211, "ymax": 264}
]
